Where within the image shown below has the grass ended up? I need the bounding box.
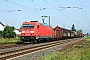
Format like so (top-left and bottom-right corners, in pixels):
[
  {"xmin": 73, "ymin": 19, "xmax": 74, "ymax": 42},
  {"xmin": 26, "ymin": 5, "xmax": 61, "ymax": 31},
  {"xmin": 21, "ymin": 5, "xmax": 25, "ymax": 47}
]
[
  {"xmin": 0, "ymin": 38, "xmax": 20, "ymax": 46},
  {"xmin": 86, "ymin": 36, "xmax": 90, "ymax": 41},
  {"xmin": 39, "ymin": 37, "xmax": 90, "ymax": 60}
]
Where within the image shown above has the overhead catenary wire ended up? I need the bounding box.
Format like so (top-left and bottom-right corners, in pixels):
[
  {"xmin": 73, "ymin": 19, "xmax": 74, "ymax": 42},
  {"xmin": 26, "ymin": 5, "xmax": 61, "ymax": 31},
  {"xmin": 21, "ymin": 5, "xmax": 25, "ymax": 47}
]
[
  {"xmin": 82, "ymin": 0, "xmax": 90, "ymax": 23},
  {"xmin": 31, "ymin": 0, "xmax": 41, "ymax": 9},
  {"xmin": 30, "ymin": 0, "xmax": 57, "ymax": 14},
  {"xmin": 44, "ymin": 0, "xmax": 73, "ymax": 29},
  {"xmin": 30, "ymin": 0, "xmax": 47, "ymax": 12},
  {"xmin": 0, "ymin": 9, "xmax": 30, "ymax": 21},
  {"xmin": 3, "ymin": 0, "xmax": 90, "ymax": 33},
  {"xmin": 30, "ymin": 0, "xmax": 53, "ymax": 24},
  {"xmin": 30, "ymin": 0, "xmax": 63, "ymax": 26},
  {"xmin": 44, "ymin": 0, "xmax": 72, "ymax": 22},
  {"xmin": 6, "ymin": 0, "xmax": 43, "ymax": 15},
  {"xmin": 79, "ymin": 0, "xmax": 90, "ymax": 30},
  {"xmin": 83, "ymin": 0, "xmax": 90, "ymax": 30},
  {"xmin": 55, "ymin": 0, "xmax": 73, "ymax": 29},
  {"xmin": 56, "ymin": 0, "xmax": 60, "ymax": 7}
]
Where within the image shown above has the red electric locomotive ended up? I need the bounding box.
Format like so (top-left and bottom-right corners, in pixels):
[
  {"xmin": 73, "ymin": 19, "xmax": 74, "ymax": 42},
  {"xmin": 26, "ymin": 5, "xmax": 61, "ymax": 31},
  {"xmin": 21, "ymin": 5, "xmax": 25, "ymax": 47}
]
[{"xmin": 20, "ymin": 21, "xmax": 53, "ymax": 43}]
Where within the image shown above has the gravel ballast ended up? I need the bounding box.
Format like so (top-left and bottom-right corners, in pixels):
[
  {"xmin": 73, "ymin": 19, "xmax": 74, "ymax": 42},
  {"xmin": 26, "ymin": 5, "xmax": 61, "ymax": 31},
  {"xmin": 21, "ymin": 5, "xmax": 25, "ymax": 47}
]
[{"xmin": 10, "ymin": 38, "xmax": 85, "ymax": 60}]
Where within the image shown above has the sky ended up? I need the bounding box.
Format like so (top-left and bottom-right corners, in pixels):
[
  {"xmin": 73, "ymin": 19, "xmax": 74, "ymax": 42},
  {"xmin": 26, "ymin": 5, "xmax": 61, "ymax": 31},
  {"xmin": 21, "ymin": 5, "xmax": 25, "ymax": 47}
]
[{"xmin": 0, "ymin": 0, "xmax": 90, "ymax": 34}]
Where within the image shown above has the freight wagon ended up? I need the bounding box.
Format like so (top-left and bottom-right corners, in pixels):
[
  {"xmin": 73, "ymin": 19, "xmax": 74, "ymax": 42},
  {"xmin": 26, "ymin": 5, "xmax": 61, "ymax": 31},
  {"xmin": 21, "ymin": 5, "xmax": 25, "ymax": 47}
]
[{"xmin": 53, "ymin": 26, "xmax": 75, "ymax": 40}]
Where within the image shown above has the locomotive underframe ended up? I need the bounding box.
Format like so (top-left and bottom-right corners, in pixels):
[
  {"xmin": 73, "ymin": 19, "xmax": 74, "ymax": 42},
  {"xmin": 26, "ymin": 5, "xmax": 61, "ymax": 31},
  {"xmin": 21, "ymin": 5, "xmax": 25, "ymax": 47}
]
[
  {"xmin": 20, "ymin": 36, "xmax": 53, "ymax": 43},
  {"xmin": 20, "ymin": 36, "xmax": 36, "ymax": 43}
]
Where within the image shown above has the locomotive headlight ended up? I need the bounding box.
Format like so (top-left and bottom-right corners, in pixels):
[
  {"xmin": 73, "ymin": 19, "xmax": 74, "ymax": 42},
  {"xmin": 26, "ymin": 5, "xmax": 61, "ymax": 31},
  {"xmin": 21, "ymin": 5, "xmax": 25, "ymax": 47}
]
[
  {"xmin": 22, "ymin": 31, "xmax": 25, "ymax": 33},
  {"xmin": 30, "ymin": 31, "xmax": 34, "ymax": 33}
]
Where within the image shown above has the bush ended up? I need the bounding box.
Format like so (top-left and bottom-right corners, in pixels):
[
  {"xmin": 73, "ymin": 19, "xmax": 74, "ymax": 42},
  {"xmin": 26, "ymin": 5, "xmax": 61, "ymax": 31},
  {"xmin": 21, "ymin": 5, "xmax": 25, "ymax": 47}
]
[{"xmin": 3, "ymin": 25, "xmax": 16, "ymax": 38}]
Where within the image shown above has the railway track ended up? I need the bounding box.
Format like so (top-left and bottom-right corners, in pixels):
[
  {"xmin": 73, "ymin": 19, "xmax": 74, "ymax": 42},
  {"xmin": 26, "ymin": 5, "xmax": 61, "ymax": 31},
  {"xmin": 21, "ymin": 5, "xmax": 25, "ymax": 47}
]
[
  {"xmin": 0, "ymin": 44, "xmax": 26, "ymax": 49},
  {"xmin": 0, "ymin": 38, "xmax": 85, "ymax": 60}
]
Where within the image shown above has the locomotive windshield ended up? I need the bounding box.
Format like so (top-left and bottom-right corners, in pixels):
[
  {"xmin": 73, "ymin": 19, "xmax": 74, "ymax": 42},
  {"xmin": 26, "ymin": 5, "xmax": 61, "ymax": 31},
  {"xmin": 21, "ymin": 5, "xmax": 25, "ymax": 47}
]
[{"xmin": 23, "ymin": 24, "xmax": 34, "ymax": 28}]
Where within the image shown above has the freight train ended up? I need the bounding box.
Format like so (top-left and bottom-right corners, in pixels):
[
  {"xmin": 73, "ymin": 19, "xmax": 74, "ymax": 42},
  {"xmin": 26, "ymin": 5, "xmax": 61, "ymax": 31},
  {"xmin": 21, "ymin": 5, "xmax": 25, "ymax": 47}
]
[{"xmin": 20, "ymin": 21, "xmax": 84, "ymax": 43}]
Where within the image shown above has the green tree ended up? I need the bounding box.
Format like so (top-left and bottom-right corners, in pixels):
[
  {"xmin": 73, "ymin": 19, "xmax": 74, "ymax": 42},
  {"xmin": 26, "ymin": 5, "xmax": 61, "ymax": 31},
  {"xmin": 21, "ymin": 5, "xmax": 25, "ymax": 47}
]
[
  {"xmin": 86, "ymin": 33, "xmax": 89, "ymax": 37},
  {"xmin": 0, "ymin": 31, "xmax": 3, "ymax": 38},
  {"xmin": 3, "ymin": 25, "xmax": 16, "ymax": 38},
  {"xmin": 71, "ymin": 24, "xmax": 76, "ymax": 31}
]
